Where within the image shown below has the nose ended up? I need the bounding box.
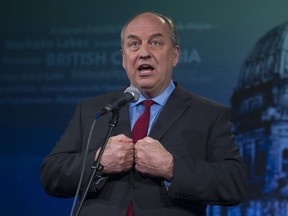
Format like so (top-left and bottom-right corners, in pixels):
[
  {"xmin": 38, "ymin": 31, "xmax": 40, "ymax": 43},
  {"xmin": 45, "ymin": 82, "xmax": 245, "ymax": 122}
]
[{"xmin": 139, "ymin": 44, "xmax": 151, "ymax": 59}]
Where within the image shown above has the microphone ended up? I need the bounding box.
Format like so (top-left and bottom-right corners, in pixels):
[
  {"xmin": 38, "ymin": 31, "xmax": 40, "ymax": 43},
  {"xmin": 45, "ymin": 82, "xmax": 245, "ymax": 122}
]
[{"xmin": 96, "ymin": 86, "xmax": 140, "ymax": 118}]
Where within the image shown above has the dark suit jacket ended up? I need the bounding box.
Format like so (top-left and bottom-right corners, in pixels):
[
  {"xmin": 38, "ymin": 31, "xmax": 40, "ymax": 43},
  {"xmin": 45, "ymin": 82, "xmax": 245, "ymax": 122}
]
[{"xmin": 40, "ymin": 83, "xmax": 246, "ymax": 216}]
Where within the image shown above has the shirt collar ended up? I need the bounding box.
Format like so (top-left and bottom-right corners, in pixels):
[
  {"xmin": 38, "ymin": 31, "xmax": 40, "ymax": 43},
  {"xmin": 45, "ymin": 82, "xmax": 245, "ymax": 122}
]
[{"xmin": 130, "ymin": 81, "xmax": 175, "ymax": 108}]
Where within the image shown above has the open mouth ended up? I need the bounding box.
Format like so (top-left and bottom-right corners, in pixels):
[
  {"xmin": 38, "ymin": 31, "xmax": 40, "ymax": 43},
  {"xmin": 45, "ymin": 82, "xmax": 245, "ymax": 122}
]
[{"xmin": 138, "ymin": 64, "xmax": 155, "ymax": 72}]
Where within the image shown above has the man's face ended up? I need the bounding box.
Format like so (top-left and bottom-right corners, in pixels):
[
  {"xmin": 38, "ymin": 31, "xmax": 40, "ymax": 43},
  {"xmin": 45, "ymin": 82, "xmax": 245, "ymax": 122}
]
[{"xmin": 122, "ymin": 13, "xmax": 179, "ymax": 98}]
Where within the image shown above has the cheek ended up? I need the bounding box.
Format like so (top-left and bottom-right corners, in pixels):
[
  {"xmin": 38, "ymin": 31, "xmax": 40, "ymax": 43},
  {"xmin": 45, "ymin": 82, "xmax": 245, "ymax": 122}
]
[
  {"xmin": 122, "ymin": 53, "xmax": 137, "ymax": 69},
  {"xmin": 163, "ymin": 48, "xmax": 179, "ymax": 67},
  {"xmin": 159, "ymin": 54, "xmax": 176, "ymax": 70}
]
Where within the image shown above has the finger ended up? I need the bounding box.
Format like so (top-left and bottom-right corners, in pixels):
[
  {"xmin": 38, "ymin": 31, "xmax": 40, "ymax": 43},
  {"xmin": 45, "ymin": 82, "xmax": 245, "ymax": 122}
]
[
  {"xmin": 134, "ymin": 139, "xmax": 146, "ymax": 150},
  {"xmin": 116, "ymin": 134, "xmax": 133, "ymax": 142},
  {"xmin": 142, "ymin": 136, "xmax": 155, "ymax": 143}
]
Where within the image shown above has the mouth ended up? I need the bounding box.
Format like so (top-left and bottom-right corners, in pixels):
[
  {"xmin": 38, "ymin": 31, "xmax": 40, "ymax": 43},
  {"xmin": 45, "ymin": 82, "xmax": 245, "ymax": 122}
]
[{"xmin": 137, "ymin": 64, "xmax": 155, "ymax": 74}]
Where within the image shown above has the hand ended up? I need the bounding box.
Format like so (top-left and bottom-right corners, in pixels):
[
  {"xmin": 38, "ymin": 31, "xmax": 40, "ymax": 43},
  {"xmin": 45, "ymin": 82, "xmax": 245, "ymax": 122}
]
[
  {"xmin": 95, "ymin": 134, "xmax": 134, "ymax": 174},
  {"xmin": 134, "ymin": 137, "xmax": 173, "ymax": 180}
]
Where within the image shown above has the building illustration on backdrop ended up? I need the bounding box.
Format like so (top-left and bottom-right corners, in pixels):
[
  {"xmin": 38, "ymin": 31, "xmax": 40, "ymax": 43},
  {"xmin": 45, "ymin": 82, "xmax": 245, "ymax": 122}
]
[{"xmin": 229, "ymin": 21, "xmax": 288, "ymax": 215}]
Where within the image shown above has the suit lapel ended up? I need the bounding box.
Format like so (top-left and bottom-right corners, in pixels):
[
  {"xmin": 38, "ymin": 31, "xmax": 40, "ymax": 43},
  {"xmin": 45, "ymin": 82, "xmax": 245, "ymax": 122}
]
[
  {"xmin": 112, "ymin": 104, "xmax": 132, "ymax": 137},
  {"xmin": 149, "ymin": 85, "xmax": 191, "ymax": 142}
]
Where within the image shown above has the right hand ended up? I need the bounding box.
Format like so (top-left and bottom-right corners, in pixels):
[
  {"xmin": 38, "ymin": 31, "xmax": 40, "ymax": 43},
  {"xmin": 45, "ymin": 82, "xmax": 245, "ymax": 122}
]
[{"xmin": 95, "ymin": 134, "xmax": 134, "ymax": 173}]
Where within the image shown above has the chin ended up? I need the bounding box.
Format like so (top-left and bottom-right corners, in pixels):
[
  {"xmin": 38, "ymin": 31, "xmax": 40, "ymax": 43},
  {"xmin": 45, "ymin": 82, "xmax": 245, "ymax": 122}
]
[{"xmin": 137, "ymin": 83, "xmax": 154, "ymax": 91}]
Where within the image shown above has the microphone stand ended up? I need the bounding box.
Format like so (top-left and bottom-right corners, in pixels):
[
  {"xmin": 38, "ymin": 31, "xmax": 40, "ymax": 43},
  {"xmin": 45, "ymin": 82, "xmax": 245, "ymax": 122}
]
[{"xmin": 73, "ymin": 110, "xmax": 119, "ymax": 216}]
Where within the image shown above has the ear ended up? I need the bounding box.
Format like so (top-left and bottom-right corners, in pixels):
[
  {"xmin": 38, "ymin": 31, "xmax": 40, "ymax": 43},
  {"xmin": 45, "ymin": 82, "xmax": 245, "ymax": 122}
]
[
  {"xmin": 121, "ymin": 49, "xmax": 126, "ymax": 69},
  {"xmin": 173, "ymin": 45, "xmax": 180, "ymax": 67}
]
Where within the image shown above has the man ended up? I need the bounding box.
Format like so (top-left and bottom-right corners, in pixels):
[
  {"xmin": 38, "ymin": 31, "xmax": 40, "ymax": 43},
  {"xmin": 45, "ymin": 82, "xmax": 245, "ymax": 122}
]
[{"xmin": 41, "ymin": 12, "xmax": 246, "ymax": 216}]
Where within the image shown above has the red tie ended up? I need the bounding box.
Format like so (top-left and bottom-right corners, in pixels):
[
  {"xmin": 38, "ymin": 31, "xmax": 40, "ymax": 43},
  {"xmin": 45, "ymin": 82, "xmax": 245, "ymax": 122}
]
[
  {"xmin": 132, "ymin": 100, "xmax": 154, "ymax": 143},
  {"xmin": 126, "ymin": 100, "xmax": 154, "ymax": 216}
]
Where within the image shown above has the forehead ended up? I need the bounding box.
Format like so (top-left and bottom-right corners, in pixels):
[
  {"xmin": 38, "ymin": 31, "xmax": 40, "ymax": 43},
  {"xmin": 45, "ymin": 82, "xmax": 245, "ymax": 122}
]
[{"xmin": 124, "ymin": 13, "xmax": 170, "ymax": 38}]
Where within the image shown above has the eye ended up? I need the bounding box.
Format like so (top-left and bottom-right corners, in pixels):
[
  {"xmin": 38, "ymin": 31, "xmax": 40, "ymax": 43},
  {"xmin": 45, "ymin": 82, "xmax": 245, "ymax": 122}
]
[
  {"xmin": 150, "ymin": 40, "xmax": 161, "ymax": 46},
  {"xmin": 128, "ymin": 41, "xmax": 140, "ymax": 49}
]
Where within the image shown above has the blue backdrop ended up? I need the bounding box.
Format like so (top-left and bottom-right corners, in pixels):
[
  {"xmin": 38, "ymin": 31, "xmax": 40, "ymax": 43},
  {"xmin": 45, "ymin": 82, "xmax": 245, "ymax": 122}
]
[{"xmin": 1, "ymin": 0, "xmax": 288, "ymax": 215}]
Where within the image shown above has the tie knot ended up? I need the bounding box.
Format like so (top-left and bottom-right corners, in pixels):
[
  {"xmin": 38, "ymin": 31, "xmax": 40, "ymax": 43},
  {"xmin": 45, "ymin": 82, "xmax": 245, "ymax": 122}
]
[{"xmin": 142, "ymin": 100, "xmax": 154, "ymax": 109}]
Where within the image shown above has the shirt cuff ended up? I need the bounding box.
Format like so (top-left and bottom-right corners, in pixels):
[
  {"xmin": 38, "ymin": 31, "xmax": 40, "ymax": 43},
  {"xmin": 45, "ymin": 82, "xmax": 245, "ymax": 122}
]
[{"xmin": 163, "ymin": 179, "xmax": 173, "ymax": 191}]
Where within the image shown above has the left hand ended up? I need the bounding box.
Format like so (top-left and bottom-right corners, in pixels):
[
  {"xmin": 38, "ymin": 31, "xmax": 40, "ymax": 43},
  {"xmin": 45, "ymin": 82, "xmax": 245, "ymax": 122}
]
[{"xmin": 134, "ymin": 137, "xmax": 173, "ymax": 180}]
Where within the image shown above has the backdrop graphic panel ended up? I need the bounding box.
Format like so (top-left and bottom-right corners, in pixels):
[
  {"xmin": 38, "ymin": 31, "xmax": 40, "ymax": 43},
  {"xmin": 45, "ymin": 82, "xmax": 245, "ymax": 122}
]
[{"xmin": 1, "ymin": 1, "xmax": 288, "ymax": 215}]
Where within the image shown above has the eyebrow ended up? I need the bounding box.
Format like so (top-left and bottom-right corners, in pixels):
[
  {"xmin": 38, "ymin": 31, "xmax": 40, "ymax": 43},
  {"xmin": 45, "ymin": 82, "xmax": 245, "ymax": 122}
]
[{"xmin": 126, "ymin": 33, "xmax": 164, "ymax": 41}]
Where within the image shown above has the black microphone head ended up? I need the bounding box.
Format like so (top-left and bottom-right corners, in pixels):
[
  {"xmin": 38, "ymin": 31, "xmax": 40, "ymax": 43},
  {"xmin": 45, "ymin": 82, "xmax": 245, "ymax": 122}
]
[
  {"xmin": 96, "ymin": 86, "xmax": 140, "ymax": 119},
  {"xmin": 124, "ymin": 86, "xmax": 140, "ymax": 102}
]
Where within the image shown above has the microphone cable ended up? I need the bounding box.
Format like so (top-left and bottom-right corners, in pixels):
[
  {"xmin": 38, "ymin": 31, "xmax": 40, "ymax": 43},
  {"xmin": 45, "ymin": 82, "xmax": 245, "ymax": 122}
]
[{"xmin": 70, "ymin": 119, "xmax": 97, "ymax": 216}]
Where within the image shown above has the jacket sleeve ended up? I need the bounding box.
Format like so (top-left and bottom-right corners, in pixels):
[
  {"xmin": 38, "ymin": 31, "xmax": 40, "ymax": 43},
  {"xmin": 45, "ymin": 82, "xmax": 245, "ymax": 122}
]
[
  {"xmin": 40, "ymin": 102, "xmax": 108, "ymax": 198},
  {"xmin": 166, "ymin": 107, "xmax": 246, "ymax": 206}
]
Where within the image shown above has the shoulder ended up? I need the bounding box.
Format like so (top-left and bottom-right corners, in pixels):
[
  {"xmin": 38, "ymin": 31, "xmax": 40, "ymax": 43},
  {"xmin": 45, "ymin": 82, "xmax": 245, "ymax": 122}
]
[
  {"xmin": 173, "ymin": 83, "xmax": 227, "ymax": 112},
  {"xmin": 75, "ymin": 89, "xmax": 125, "ymax": 112}
]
